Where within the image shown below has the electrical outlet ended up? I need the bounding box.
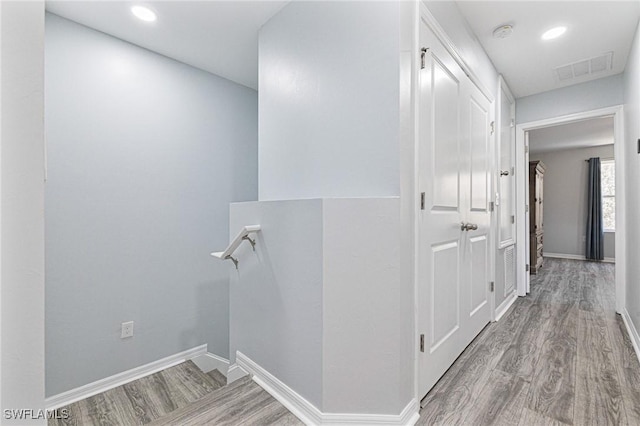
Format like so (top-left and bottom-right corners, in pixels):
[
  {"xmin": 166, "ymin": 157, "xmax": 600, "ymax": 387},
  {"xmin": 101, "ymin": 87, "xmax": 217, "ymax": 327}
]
[{"xmin": 121, "ymin": 321, "xmax": 134, "ymax": 339}]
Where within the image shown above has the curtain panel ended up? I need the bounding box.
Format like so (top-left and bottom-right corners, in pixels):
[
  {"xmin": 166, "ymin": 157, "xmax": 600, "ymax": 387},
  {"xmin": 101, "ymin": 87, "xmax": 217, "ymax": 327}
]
[{"xmin": 586, "ymin": 157, "xmax": 604, "ymax": 260}]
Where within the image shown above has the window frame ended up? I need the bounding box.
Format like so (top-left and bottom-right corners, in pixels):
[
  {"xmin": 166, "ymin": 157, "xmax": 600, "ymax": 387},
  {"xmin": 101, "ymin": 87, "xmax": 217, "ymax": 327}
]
[{"xmin": 601, "ymin": 158, "xmax": 615, "ymax": 233}]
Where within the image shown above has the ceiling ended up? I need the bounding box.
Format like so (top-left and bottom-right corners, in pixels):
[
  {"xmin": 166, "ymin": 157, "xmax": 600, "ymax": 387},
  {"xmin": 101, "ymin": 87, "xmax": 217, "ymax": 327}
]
[
  {"xmin": 456, "ymin": 1, "xmax": 640, "ymax": 98},
  {"xmin": 46, "ymin": 1, "xmax": 640, "ymax": 97},
  {"xmin": 529, "ymin": 116, "xmax": 614, "ymax": 154},
  {"xmin": 45, "ymin": 1, "xmax": 289, "ymax": 90}
]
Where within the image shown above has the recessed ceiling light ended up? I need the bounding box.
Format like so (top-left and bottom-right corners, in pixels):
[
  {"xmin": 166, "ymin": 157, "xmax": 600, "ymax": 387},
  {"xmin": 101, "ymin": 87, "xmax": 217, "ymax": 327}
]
[
  {"xmin": 541, "ymin": 26, "xmax": 566, "ymax": 41},
  {"xmin": 131, "ymin": 5, "xmax": 157, "ymax": 22}
]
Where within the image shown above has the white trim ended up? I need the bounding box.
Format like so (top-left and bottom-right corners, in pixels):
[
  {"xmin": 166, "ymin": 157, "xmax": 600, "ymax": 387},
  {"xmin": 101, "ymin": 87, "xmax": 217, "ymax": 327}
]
[
  {"xmin": 622, "ymin": 308, "xmax": 640, "ymax": 364},
  {"xmin": 543, "ymin": 252, "xmax": 615, "ymax": 264},
  {"xmin": 191, "ymin": 352, "xmax": 230, "ymax": 376},
  {"xmin": 494, "ymin": 291, "xmax": 518, "ymax": 322},
  {"xmin": 418, "ymin": 2, "xmax": 493, "ymax": 102},
  {"xmin": 226, "ymin": 363, "xmax": 249, "ymax": 384},
  {"xmin": 235, "ymin": 351, "xmax": 419, "ymax": 426},
  {"xmin": 45, "ymin": 344, "xmax": 207, "ymax": 410},
  {"xmin": 515, "ymin": 105, "xmax": 625, "ymax": 313}
]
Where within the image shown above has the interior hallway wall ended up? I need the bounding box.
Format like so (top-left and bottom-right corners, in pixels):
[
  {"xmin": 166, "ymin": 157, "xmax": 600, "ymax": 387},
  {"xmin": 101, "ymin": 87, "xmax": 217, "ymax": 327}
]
[
  {"xmin": 529, "ymin": 144, "xmax": 615, "ymax": 260},
  {"xmin": 45, "ymin": 14, "xmax": 257, "ymax": 396},
  {"xmin": 258, "ymin": 1, "xmax": 400, "ymax": 200},
  {"xmin": 623, "ymin": 18, "xmax": 640, "ymax": 338},
  {"xmin": 516, "ymin": 74, "xmax": 624, "ymax": 124},
  {"xmin": 1, "ymin": 2, "xmax": 46, "ymax": 423}
]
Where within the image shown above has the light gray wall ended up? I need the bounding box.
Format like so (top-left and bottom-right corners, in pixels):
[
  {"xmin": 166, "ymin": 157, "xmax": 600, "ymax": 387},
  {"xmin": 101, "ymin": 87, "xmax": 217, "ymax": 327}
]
[
  {"xmin": 258, "ymin": 1, "xmax": 400, "ymax": 200},
  {"xmin": 516, "ymin": 74, "xmax": 624, "ymax": 124},
  {"xmin": 229, "ymin": 198, "xmax": 409, "ymax": 415},
  {"xmin": 530, "ymin": 144, "xmax": 615, "ymax": 259},
  {"xmin": 229, "ymin": 200, "xmax": 324, "ymax": 409},
  {"xmin": 321, "ymin": 198, "xmax": 409, "ymax": 415},
  {"xmin": 45, "ymin": 14, "xmax": 258, "ymax": 396},
  {"xmin": 624, "ymin": 20, "xmax": 640, "ymax": 337},
  {"xmin": 2, "ymin": 2, "xmax": 46, "ymax": 422}
]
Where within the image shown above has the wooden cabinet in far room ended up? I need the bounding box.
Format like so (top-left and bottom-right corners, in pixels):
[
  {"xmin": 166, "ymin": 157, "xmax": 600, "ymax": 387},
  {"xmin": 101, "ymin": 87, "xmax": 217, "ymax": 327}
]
[{"xmin": 529, "ymin": 160, "xmax": 545, "ymax": 274}]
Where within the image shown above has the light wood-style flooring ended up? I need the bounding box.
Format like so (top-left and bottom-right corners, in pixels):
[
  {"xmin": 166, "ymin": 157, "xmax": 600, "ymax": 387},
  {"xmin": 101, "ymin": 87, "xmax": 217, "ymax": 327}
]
[
  {"xmin": 419, "ymin": 258, "xmax": 640, "ymax": 425},
  {"xmin": 48, "ymin": 361, "xmax": 301, "ymax": 426},
  {"xmin": 51, "ymin": 258, "xmax": 638, "ymax": 425}
]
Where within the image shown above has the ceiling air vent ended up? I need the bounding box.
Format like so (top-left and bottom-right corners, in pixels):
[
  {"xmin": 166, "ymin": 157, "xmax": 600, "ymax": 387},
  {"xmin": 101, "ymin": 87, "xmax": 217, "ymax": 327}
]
[{"xmin": 554, "ymin": 52, "xmax": 613, "ymax": 82}]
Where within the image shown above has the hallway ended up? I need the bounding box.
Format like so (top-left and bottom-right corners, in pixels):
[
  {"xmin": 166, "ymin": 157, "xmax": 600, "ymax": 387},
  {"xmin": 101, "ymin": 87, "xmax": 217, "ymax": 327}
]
[{"xmin": 419, "ymin": 258, "xmax": 640, "ymax": 425}]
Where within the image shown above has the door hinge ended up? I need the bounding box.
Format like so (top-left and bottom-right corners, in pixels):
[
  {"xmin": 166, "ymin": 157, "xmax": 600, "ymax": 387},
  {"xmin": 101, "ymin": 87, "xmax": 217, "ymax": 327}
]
[
  {"xmin": 490, "ymin": 121, "xmax": 495, "ymax": 135},
  {"xmin": 511, "ymin": 215, "xmax": 515, "ymax": 224},
  {"xmin": 525, "ymin": 204, "xmax": 529, "ymax": 213},
  {"xmin": 420, "ymin": 334, "xmax": 425, "ymax": 352},
  {"xmin": 526, "ymin": 264, "xmax": 530, "ymax": 272},
  {"xmin": 420, "ymin": 192, "xmax": 425, "ymax": 210},
  {"xmin": 420, "ymin": 47, "xmax": 428, "ymax": 69},
  {"xmin": 510, "ymin": 118, "xmax": 515, "ymax": 128},
  {"xmin": 511, "ymin": 166, "xmax": 515, "ymax": 176},
  {"xmin": 489, "ymin": 201, "xmax": 495, "ymax": 212},
  {"xmin": 525, "ymin": 146, "xmax": 529, "ymax": 153},
  {"xmin": 490, "ymin": 281, "xmax": 495, "ymax": 292}
]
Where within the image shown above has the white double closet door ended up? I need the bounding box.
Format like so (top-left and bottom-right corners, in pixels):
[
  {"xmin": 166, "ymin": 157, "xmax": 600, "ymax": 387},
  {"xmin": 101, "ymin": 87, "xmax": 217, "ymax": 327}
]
[{"xmin": 417, "ymin": 20, "xmax": 493, "ymax": 399}]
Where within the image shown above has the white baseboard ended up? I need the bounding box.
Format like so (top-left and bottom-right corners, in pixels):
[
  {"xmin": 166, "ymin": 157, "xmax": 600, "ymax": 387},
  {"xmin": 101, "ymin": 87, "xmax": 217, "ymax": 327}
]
[
  {"xmin": 543, "ymin": 252, "xmax": 615, "ymax": 263},
  {"xmin": 495, "ymin": 291, "xmax": 518, "ymax": 322},
  {"xmin": 191, "ymin": 352, "xmax": 230, "ymax": 376},
  {"xmin": 622, "ymin": 308, "xmax": 640, "ymax": 364},
  {"xmin": 226, "ymin": 363, "xmax": 249, "ymax": 384},
  {"xmin": 236, "ymin": 351, "xmax": 419, "ymax": 425},
  {"xmin": 46, "ymin": 344, "xmax": 208, "ymax": 410}
]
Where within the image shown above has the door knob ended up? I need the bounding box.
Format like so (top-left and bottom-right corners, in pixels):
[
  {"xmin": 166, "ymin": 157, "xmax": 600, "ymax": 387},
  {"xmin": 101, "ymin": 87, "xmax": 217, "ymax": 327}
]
[{"xmin": 460, "ymin": 222, "xmax": 478, "ymax": 231}]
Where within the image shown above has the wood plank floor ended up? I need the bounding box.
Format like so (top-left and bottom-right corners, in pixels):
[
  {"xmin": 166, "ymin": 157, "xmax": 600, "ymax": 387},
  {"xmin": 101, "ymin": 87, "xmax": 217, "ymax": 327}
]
[
  {"xmin": 419, "ymin": 258, "xmax": 640, "ymax": 425},
  {"xmin": 50, "ymin": 258, "xmax": 638, "ymax": 425},
  {"xmin": 48, "ymin": 361, "xmax": 224, "ymax": 426},
  {"xmin": 48, "ymin": 361, "xmax": 302, "ymax": 426},
  {"xmin": 148, "ymin": 376, "xmax": 302, "ymax": 426}
]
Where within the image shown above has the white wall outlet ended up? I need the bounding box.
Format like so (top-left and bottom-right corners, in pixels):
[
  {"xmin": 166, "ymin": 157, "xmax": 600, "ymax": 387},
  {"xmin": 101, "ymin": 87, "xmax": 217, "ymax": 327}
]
[{"xmin": 121, "ymin": 321, "xmax": 134, "ymax": 338}]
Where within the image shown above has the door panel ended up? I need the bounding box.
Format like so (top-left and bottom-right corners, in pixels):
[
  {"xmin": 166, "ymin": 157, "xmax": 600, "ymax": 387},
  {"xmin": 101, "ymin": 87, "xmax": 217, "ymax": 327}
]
[
  {"xmin": 418, "ymin": 18, "xmax": 492, "ymax": 399},
  {"xmin": 498, "ymin": 88, "xmax": 516, "ymax": 246},
  {"xmin": 469, "ymin": 235, "xmax": 488, "ymax": 316},
  {"xmin": 431, "ymin": 241, "xmax": 460, "ymax": 350},
  {"xmin": 469, "ymin": 96, "xmax": 489, "ymax": 212},
  {"xmin": 432, "ymin": 58, "xmax": 460, "ymax": 211}
]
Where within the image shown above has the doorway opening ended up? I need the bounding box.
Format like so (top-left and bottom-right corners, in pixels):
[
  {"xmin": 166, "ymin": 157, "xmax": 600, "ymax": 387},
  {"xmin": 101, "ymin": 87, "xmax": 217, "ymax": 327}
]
[{"xmin": 515, "ymin": 105, "xmax": 625, "ymax": 311}]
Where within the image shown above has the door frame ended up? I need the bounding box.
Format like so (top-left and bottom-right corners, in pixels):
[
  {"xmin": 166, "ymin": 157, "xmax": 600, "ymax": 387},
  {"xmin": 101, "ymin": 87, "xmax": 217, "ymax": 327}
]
[{"xmin": 514, "ymin": 105, "xmax": 625, "ymax": 311}]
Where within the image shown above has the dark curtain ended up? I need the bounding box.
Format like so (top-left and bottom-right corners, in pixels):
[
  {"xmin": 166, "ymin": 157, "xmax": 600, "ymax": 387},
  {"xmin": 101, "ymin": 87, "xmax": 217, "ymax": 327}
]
[{"xmin": 586, "ymin": 157, "xmax": 604, "ymax": 260}]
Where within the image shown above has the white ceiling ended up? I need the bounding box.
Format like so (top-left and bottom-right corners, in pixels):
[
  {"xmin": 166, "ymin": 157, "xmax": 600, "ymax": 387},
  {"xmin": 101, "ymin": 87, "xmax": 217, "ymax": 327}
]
[
  {"xmin": 529, "ymin": 116, "xmax": 614, "ymax": 154},
  {"xmin": 46, "ymin": 1, "xmax": 640, "ymax": 97},
  {"xmin": 45, "ymin": 1, "xmax": 289, "ymax": 90},
  {"xmin": 456, "ymin": 1, "xmax": 640, "ymax": 98}
]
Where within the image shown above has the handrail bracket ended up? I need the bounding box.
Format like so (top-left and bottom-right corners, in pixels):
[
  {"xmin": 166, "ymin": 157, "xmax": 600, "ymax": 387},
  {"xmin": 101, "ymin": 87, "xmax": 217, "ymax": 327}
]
[
  {"xmin": 225, "ymin": 255, "xmax": 239, "ymax": 270},
  {"xmin": 242, "ymin": 235, "xmax": 256, "ymax": 251},
  {"xmin": 211, "ymin": 225, "xmax": 261, "ymax": 270}
]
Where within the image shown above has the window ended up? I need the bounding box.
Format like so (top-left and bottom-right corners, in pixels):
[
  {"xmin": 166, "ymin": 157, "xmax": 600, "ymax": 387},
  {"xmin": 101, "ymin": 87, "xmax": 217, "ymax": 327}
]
[{"xmin": 601, "ymin": 159, "xmax": 615, "ymax": 231}]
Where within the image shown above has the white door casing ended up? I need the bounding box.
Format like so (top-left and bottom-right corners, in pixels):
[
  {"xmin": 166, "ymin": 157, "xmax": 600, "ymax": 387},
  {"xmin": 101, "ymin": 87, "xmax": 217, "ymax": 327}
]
[{"xmin": 417, "ymin": 19, "xmax": 492, "ymax": 399}]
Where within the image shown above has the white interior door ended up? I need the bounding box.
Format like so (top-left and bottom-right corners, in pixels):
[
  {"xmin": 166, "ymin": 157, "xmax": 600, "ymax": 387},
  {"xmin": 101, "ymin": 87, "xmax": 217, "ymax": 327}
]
[{"xmin": 417, "ymin": 21, "xmax": 492, "ymax": 399}]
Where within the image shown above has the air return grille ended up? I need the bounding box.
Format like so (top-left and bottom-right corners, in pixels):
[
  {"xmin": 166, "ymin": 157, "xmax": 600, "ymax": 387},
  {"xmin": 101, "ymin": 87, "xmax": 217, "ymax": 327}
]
[{"xmin": 554, "ymin": 52, "xmax": 613, "ymax": 82}]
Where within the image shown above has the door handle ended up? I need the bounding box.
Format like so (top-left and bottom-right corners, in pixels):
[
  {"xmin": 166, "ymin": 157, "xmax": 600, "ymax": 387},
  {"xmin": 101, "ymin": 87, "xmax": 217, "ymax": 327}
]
[{"xmin": 460, "ymin": 222, "xmax": 478, "ymax": 231}]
